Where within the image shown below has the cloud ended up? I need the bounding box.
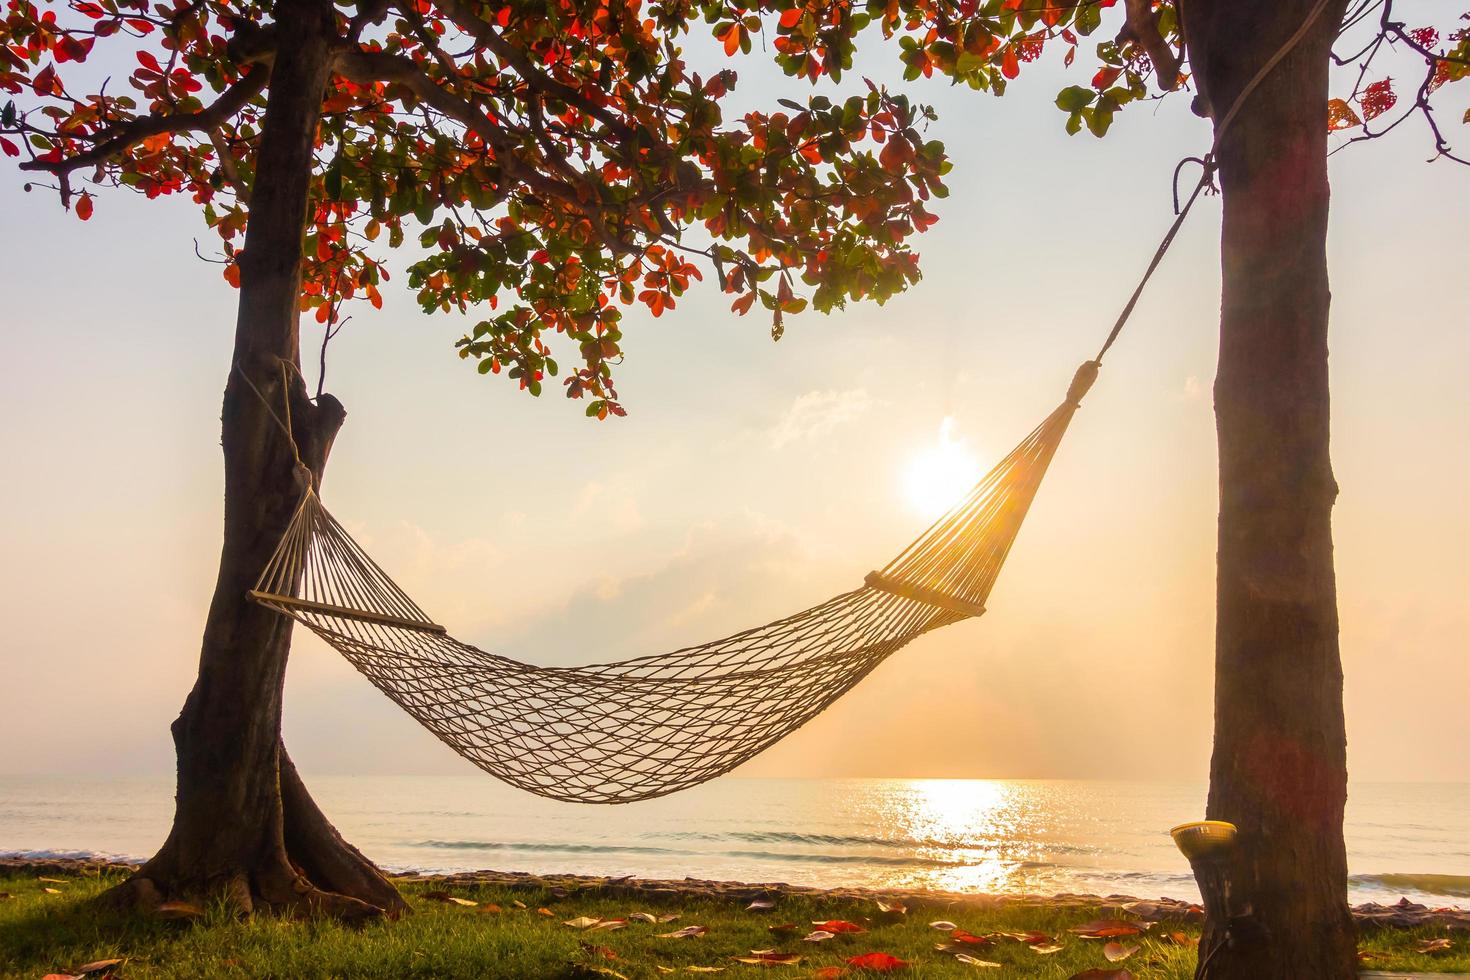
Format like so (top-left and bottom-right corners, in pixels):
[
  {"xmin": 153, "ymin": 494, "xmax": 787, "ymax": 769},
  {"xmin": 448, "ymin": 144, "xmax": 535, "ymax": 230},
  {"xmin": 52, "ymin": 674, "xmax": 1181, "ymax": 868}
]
[{"xmin": 769, "ymin": 388, "xmax": 873, "ymax": 449}]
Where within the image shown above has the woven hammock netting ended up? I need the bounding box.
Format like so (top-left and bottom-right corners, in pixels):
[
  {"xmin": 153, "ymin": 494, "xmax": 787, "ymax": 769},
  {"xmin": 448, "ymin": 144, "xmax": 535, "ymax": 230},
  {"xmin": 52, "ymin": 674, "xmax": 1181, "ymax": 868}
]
[{"xmin": 250, "ymin": 364, "xmax": 1097, "ymax": 804}]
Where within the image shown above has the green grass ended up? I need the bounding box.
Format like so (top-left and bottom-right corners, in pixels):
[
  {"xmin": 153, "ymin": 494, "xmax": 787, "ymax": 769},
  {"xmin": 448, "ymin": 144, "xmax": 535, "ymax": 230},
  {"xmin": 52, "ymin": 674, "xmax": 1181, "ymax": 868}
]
[{"xmin": 0, "ymin": 870, "xmax": 1465, "ymax": 978}]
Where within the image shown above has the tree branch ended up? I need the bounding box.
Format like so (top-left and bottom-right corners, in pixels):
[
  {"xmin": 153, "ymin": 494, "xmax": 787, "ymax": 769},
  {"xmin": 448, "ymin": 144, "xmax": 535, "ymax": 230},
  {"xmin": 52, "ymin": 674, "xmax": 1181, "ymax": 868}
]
[
  {"xmin": 1122, "ymin": 0, "xmax": 1183, "ymax": 92},
  {"xmin": 18, "ymin": 67, "xmax": 269, "ymax": 176}
]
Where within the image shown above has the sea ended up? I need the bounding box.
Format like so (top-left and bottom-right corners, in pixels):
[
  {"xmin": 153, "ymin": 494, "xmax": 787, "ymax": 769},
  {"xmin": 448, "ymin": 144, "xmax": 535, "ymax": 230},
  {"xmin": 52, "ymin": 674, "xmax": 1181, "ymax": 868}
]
[{"xmin": 2, "ymin": 776, "xmax": 1467, "ymax": 907}]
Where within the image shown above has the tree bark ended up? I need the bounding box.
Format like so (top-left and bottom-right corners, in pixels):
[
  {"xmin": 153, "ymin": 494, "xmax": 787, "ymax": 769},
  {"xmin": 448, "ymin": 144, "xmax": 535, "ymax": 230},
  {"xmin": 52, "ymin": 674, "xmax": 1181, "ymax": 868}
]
[
  {"xmin": 106, "ymin": 0, "xmax": 407, "ymax": 919},
  {"xmin": 1183, "ymin": 2, "xmax": 1355, "ymax": 977}
]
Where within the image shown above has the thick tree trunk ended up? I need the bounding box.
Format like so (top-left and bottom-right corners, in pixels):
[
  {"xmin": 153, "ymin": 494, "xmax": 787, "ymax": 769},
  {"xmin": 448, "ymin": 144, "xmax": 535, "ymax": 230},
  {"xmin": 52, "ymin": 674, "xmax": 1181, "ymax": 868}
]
[
  {"xmin": 1183, "ymin": 2, "xmax": 1355, "ymax": 977},
  {"xmin": 107, "ymin": 0, "xmax": 407, "ymax": 918}
]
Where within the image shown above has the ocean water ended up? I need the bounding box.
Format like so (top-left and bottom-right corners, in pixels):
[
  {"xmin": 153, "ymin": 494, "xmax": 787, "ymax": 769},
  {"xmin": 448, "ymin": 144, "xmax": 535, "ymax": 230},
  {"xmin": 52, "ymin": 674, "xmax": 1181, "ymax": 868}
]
[{"xmin": 2, "ymin": 776, "xmax": 1467, "ymax": 906}]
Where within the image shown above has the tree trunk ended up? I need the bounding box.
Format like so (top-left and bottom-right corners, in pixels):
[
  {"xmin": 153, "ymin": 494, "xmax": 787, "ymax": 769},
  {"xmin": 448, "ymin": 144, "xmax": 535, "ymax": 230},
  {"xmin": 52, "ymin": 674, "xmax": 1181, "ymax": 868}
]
[
  {"xmin": 106, "ymin": 0, "xmax": 407, "ymax": 919},
  {"xmin": 1184, "ymin": 2, "xmax": 1355, "ymax": 977}
]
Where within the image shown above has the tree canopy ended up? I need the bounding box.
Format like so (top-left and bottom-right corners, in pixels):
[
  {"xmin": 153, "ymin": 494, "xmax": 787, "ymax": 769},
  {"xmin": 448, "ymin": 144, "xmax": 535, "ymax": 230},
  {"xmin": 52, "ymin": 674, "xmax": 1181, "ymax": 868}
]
[{"xmin": 3, "ymin": 1, "xmax": 1464, "ymax": 416}]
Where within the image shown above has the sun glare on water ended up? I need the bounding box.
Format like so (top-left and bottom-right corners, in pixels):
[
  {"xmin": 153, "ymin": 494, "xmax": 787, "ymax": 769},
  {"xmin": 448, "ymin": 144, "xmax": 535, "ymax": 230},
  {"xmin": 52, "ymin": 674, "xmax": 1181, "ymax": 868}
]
[{"xmin": 904, "ymin": 417, "xmax": 982, "ymax": 520}]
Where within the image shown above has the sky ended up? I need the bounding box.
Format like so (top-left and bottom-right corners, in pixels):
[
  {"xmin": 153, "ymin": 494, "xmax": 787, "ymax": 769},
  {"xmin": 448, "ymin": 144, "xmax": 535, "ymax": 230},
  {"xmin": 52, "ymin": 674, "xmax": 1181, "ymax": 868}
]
[{"xmin": 2, "ymin": 14, "xmax": 1468, "ymax": 789}]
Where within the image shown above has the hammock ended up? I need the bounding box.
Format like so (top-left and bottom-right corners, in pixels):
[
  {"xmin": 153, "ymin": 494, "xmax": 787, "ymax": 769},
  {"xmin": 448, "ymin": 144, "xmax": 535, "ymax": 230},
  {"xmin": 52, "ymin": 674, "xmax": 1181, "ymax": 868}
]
[{"xmin": 249, "ymin": 362, "xmax": 1099, "ymax": 803}]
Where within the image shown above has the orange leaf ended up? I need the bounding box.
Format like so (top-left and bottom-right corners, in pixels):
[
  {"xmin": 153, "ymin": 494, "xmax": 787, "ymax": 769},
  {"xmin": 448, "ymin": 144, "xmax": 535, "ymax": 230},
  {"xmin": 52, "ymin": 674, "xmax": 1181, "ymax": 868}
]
[
  {"xmin": 75, "ymin": 193, "xmax": 93, "ymax": 221},
  {"xmin": 846, "ymin": 952, "xmax": 908, "ymax": 971},
  {"xmin": 812, "ymin": 920, "xmax": 866, "ymax": 934},
  {"xmin": 1327, "ymin": 98, "xmax": 1361, "ymax": 131}
]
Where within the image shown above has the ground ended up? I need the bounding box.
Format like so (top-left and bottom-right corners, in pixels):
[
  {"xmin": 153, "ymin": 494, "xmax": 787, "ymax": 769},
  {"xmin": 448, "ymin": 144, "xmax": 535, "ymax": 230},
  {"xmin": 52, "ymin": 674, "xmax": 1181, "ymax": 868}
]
[{"xmin": 0, "ymin": 867, "xmax": 1465, "ymax": 978}]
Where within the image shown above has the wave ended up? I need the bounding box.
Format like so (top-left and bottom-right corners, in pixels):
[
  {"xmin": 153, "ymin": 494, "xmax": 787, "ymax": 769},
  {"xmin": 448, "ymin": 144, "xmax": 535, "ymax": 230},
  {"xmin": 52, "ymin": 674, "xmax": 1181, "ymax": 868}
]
[
  {"xmin": 1351, "ymin": 873, "xmax": 1470, "ymax": 898},
  {"xmin": 0, "ymin": 848, "xmax": 142, "ymax": 863},
  {"xmin": 415, "ymin": 840, "xmax": 687, "ymax": 857}
]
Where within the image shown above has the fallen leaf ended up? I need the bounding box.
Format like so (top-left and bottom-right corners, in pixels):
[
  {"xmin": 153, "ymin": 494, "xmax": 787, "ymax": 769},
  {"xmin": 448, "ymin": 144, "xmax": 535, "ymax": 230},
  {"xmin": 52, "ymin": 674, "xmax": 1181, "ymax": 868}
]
[
  {"xmin": 0, "ymin": 893, "xmax": 11, "ymax": 900},
  {"xmin": 686, "ymin": 968, "xmax": 726, "ymax": 974},
  {"xmin": 156, "ymin": 901, "xmax": 204, "ymax": 920},
  {"xmin": 1163, "ymin": 931, "xmax": 1196, "ymax": 947},
  {"xmin": 74, "ymin": 960, "xmax": 124, "ymax": 975},
  {"xmin": 812, "ymin": 920, "xmax": 866, "ymax": 934},
  {"xmin": 746, "ymin": 898, "xmax": 777, "ymax": 911},
  {"xmin": 477, "ymin": 903, "xmax": 503, "ymax": 914},
  {"xmin": 537, "ymin": 907, "xmax": 555, "ymax": 917},
  {"xmin": 423, "ymin": 891, "xmax": 476, "ymax": 907},
  {"xmin": 38, "ymin": 877, "xmax": 68, "ymax": 884},
  {"xmin": 803, "ymin": 931, "xmax": 836, "ymax": 943},
  {"xmin": 658, "ymin": 925, "xmax": 709, "ymax": 939},
  {"xmin": 40, "ymin": 975, "xmax": 82, "ymax": 980},
  {"xmin": 1103, "ymin": 942, "xmax": 1140, "ymax": 962},
  {"xmin": 659, "ymin": 913, "xmax": 682, "ymax": 923},
  {"xmin": 629, "ymin": 912, "xmax": 659, "ymax": 924},
  {"xmin": 1418, "ymin": 937, "xmax": 1454, "ymax": 954},
  {"xmin": 565, "ymin": 916, "xmax": 605, "ymax": 929},
  {"xmin": 928, "ymin": 920, "xmax": 958, "ymax": 931},
  {"xmin": 1067, "ymin": 971, "xmax": 1135, "ymax": 980},
  {"xmin": 1068, "ymin": 919, "xmax": 1143, "ymax": 939},
  {"xmin": 732, "ymin": 951, "xmax": 802, "ymax": 966},
  {"xmin": 954, "ymin": 955, "xmax": 1002, "ymax": 969},
  {"xmin": 512, "ymin": 899, "xmax": 527, "ymax": 909},
  {"xmin": 590, "ymin": 919, "xmax": 628, "ymax": 932},
  {"xmin": 580, "ymin": 942, "xmax": 620, "ymax": 960},
  {"xmin": 845, "ymin": 952, "xmax": 908, "ymax": 971},
  {"xmin": 43, "ymin": 887, "xmax": 63, "ymax": 895},
  {"xmin": 1032, "ymin": 944, "xmax": 1065, "ymax": 955},
  {"xmin": 874, "ymin": 899, "xmax": 907, "ymax": 916},
  {"xmin": 996, "ymin": 931, "xmax": 1053, "ymax": 945},
  {"xmin": 949, "ymin": 930, "xmax": 991, "ymax": 946}
]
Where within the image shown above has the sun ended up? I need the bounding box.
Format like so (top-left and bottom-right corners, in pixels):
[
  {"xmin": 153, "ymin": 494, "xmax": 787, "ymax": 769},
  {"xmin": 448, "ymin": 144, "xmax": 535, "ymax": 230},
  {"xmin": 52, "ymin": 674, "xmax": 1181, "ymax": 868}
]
[{"xmin": 904, "ymin": 417, "xmax": 982, "ymax": 520}]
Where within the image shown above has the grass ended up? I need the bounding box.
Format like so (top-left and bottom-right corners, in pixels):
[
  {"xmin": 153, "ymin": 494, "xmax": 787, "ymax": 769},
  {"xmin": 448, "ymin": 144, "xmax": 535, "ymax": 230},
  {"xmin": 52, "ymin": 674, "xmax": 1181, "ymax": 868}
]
[{"xmin": 1, "ymin": 870, "xmax": 1466, "ymax": 978}]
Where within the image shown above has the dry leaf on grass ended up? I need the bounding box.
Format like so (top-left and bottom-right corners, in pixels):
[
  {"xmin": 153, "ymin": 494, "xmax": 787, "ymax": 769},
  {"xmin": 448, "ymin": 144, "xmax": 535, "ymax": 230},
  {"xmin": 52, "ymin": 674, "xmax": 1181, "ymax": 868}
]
[
  {"xmin": 579, "ymin": 942, "xmax": 620, "ymax": 960},
  {"xmin": 953, "ymin": 954, "xmax": 1002, "ymax": 968},
  {"xmin": 659, "ymin": 913, "xmax": 682, "ymax": 923},
  {"xmin": 74, "ymin": 960, "xmax": 124, "ymax": 975},
  {"xmin": 1418, "ymin": 937, "xmax": 1454, "ymax": 954},
  {"xmin": 511, "ymin": 899, "xmax": 527, "ymax": 909},
  {"xmin": 565, "ymin": 917, "xmax": 604, "ymax": 929},
  {"xmin": 949, "ymin": 930, "xmax": 991, "ymax": 946},
  {"xmin": 422, "ymin": 892, "xmax": 477, "ymax": 907},
  {"xmin": 536, "ymin": 907, "xmax": 555, "ymax": 917},
  {"xmin": 845, "ymin": 952, "xmax": 909, "ymax": 971},
  {"xmin": 874, "ymin": 898, "xmax": 907, "ymax": 916},
  {"xmin": 768, "ymin": 922, "xmax": 801, "ymax": 935},
  {"xmin": 41, "ymin": 974, "xmax": 82, "ymax": 980},
  {"xmin": 746, "ymin": 899, "xmax": 777, "ymax": 912},
  {"xmin": 928, "ymin": 920, "xmax": 958, "ymax": 931},
  {"xmin": 477, "ymin": 903, "xmax": 502, "ymax": 914},
  {"xmin": 156, "ymin": 901, "xmax": 204, "ymax": 920},
  {"xmin": 732, "ymin": 951, "xmax": 802, "ymax": 966},
  {"xmin": 42, "ymin": 888, "xmax": 63, "ymax": 895},
  {"xmin": 658, "ymin": 925, "xmax": 709, "ymax": 939},
  {"xmin": 1163, "ymin": 931, "xmax": 1197, "ymax": 947},
  {"xmin": 629, "ymin": 912, "xmax": 659, "ymax": 924},
  {"xmin": 1031, "ymin": 943, "xmax": 1065, "ymax": 955},
  {"xmin": 812, "ymin": 920, "xmax": 866, "ymax": 934},
  {"xmin": 803, "ymin": 930, "xmax": 836, "ymax": 943},
  {"xmin": 1103, "ymin": 942, "xmax": 1140, "ymax": 962},
  {"xmin": 1068, "ymin": 920, "xmax": 1144, "ymax": 939},
  {"xmin": 38, "ymin": 877, "xmax": 67, "ymax": 884}
]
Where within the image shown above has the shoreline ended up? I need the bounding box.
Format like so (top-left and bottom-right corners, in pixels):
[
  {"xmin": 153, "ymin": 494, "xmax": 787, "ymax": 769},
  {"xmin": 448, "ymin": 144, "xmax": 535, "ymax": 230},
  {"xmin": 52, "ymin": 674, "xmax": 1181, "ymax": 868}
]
[{"xmin": 6, "ymin": 857, "xmax": 1467, "ymax": 931}]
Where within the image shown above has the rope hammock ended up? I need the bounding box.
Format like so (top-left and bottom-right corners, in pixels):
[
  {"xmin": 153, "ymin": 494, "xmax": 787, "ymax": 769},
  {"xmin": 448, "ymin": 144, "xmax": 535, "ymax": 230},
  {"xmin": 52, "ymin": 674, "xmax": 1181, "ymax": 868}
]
[
  {"xmin": 251, "ymin": 364, "xmax": 1092, "ymax": 803},
  {"xmin": 245, "ymin": 1, "xmax": 1331, "ymax": 805}
]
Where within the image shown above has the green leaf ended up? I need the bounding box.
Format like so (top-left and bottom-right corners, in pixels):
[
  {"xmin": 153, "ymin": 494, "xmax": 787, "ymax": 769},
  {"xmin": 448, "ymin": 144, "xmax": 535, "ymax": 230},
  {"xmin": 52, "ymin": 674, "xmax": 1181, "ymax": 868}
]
[{"xmin": 1055, "ymin": 85, "xmax": 1096, "ymax": 113}]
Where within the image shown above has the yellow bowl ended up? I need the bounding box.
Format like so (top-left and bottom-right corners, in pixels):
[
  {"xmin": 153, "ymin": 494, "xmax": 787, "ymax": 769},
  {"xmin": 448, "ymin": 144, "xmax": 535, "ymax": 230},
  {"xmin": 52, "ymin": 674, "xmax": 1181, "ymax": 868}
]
[{"xmin": 1170, "ymin": 820, "xmax": 1238, "ymax": 861}]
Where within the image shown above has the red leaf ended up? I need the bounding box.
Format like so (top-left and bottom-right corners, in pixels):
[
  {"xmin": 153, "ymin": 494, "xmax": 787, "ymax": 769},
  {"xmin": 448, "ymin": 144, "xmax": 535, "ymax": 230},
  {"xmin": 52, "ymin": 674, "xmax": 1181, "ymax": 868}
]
[
  {"xmin": 33, "ymin": 64, "xmax": 61, "ymax": 96},
  {"xmin": 1092, "ymin": 66, "xmax": 1122, "ymax": 89},
  {"xmin": 812, "ymin": 920, "xmax": 866, "ymax": 934},
  {"xmin": 1001, "ymin": 45, "xmax": 1019, "ymax": 80},
  {"xmin": 1360, "ymin": 78, "xmax": 1397, "ymax": 121},
  {"xmin": 779, "ymin": 7, "xmax": 803, "ymax": 29},
  {"xmin": 75, "ymin": 193, "xmax": 93, "ymax": 221},
  {"xmin": 136, "ymin": 50, "xmax": 162, "ymax": 73},
  {"xmin": 845, "ymin": 952, "xmax": 908, "ymax": 971},
  {"xmin": 0, "ymin": 137, "xmax": 18, "ymax": 157}
]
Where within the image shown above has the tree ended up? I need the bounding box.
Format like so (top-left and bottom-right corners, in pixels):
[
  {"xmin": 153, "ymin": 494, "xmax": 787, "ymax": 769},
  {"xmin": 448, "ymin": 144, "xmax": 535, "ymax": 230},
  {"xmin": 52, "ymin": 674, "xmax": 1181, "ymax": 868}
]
[
  {"xmin": 1, "ymin": 0, "xmax": 949, "ymax": 919},
  {"xmin": 3, "ymin": 0, "xmax": 1466, "ymax": 972}
]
